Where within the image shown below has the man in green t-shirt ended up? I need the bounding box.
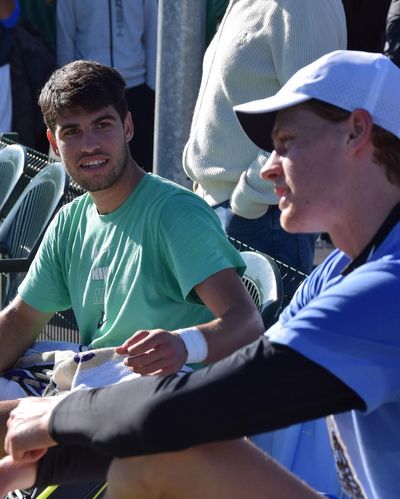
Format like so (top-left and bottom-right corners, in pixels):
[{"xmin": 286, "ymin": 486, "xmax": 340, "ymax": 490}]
[{"xmin": 0, "ymin": 60, "xmax": 264, "ymax": 450}]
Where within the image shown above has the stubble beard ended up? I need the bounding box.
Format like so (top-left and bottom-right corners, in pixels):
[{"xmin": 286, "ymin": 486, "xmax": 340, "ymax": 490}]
[{"xmin": 73, "ymin": 142, "xmax": 130, "ymax": 192}]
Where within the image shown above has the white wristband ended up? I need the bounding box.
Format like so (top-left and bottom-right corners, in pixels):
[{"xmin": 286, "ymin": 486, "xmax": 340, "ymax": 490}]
[{"xmin": 177, "ymin": 327, "xmax": 208, "ymax": 364}]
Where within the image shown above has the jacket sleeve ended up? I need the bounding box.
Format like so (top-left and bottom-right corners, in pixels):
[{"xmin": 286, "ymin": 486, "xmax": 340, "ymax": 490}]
[
  {"xmin": 56, "ymin": 0, "xmax": 76, "ymax": 66},
  {"xmin": 143, "ymin": 0, "xmax": 158, "ymax": 90}
]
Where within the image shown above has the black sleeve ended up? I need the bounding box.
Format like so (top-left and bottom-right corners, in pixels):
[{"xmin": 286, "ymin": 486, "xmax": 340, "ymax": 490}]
[{"xmin": 49, "ymin": 337, "xmax": 365, "ymax": 459}]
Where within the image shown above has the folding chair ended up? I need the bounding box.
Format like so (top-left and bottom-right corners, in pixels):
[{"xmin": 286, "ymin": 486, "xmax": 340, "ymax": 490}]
[
  {"xmin": 0, "ymin": 144, "xmax": 26, "ymax": 216},
  {"xmin": 240, "ymin": 250, "xmax": 283, "ymax": 329},
  {"xmin": 0, "ymin": 162, "xmax": 68, "ymax": 306}
]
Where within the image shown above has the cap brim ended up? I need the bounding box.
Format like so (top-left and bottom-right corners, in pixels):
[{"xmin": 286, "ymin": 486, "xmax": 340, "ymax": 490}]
[{"xmin": 234, "ymin": 93, "xmax": 311, "ymax": 151}]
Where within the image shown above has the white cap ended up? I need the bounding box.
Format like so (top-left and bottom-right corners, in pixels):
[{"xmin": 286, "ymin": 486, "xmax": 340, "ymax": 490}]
[{"xmin": 234, "ymin": 50, "xmax": 400, "ymax": 151}]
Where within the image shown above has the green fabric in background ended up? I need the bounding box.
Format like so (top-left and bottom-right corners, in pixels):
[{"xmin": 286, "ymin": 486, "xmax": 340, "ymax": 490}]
[
  {"xmin": 206, "ymin": 0, "xmax": 229, "ymax": 46},
  {"xmin": 19, "ymin": 0, "xmax": 56, "ymax": 55}
]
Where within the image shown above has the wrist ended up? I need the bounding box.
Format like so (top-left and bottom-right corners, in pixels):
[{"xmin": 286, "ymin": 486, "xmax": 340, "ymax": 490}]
[{"xmin": 176, "ymin": 327, "xmax": 208, "ymax": 364}]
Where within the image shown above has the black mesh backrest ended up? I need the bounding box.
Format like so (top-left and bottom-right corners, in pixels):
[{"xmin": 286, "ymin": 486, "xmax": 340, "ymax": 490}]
[
  {"xmin": 0, "ymin": 144, "xmax": 25, "ymax": 214},
  {"xmin": 0, "ymin": 163, "xmax": 67, "ymax": 304},
  {"xmin": 5, "ymin": 181, "xmax": 57, "ymax": 258},
  {"xmin": 0, "ymin": 160, "xmax": 16, "ymax": 210}
]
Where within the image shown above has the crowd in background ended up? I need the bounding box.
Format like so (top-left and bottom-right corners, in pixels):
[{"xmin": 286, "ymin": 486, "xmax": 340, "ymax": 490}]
[
  {"xmin": 1, "ymin": 1, "xmax": 400, "ymax": 156},
  {"xmin": 1, "ymin": 2, "xmax": 400, "ymax": 497}
]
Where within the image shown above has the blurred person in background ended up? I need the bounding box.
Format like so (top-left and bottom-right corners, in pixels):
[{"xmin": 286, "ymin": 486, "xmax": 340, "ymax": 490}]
[
  {"xmin": 0, "ymin": 0, "xmax": 19, "ymax": 134},
  {"xmin": 57, "ymin": 0, "xmax": 158, "ymax": 172}
]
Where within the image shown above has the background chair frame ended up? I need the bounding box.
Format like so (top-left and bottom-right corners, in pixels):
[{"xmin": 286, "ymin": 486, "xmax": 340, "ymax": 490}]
[
  {"xmin": 0, "ymin": 144, "xmax": 26, "ymax": 216},
  {"xmin": 0, "ymin": 162, "xmax": 68, "ymax": 307}
]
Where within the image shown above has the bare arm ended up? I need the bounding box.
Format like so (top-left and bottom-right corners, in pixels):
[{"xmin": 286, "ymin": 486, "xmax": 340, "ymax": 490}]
[
  {"xmin": 0, "ymin": 295, "xmax": 53, "ymax": 372},
  {"xmin": 116, "ymin": 268, "xmax": 264, "ymax": 374},
  {"xmin": 191, "ymin": 267, "xmax": 264, "ymax": 363}
]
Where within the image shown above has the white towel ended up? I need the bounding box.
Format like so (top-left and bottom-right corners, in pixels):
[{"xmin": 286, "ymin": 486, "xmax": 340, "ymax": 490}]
[
  {"xmin": 53, "ymin": 347, "xmax": 139, "ymax": 392},
  {"xmin": 0, "ymin": 340, "xmax": 194, "ymax": 400}
]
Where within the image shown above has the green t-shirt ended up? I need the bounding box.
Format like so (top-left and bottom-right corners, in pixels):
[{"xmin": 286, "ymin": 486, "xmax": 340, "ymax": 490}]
[{"xmin": 19, "ymin": 174, "xmax": 245, "ymax": 348}]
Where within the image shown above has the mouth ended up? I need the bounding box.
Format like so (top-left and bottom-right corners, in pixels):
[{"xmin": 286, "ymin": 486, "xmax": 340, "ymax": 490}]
[
  {"xmin": 79, "ymin": 158, "xmax": 108, "ymax": 170},
  {"xmin": 275, "ymin": 186, "xmax": 289, "ymax": 198}
]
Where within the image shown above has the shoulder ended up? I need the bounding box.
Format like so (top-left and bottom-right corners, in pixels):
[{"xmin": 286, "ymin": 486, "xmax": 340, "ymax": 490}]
[
  {"xmin": 145, "ymin": 174, "xmax": 215, "ymax": 214},
  {"xmin": 51, "ymin": 193, "xmax": 93, "ymax": 229}
]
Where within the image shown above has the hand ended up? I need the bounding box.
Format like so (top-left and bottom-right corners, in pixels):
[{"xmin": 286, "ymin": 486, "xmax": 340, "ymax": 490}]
[
  {"xmin": 0, "ymin": 455, "xmax": 37, "ymax": 496},
  {"xmin": 5, "ymin": 396, "xmax": 65, "ymax": 462},
  {"xmin": 115, "ymin": 329, "xmax": 188, "ymax": 375}
]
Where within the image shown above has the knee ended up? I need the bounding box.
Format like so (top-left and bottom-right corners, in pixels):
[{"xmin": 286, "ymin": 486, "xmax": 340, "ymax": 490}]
[
  {"xmin": 106, "ymin": 456, "xmax": 151, "ymax": 498},
  {"xmin": 105, "ymin": 447, "xmax": 205, "ymax": 499}
]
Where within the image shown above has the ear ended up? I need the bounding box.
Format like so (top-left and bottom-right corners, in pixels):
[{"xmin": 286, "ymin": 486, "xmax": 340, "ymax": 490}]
[
  {"xmin": 346, "ymin": 109, "xmax": 373, "ymax": 156},
  {"xmin": 124, "ymin": 112, "xmax": 134, "ymax": 143},
  {"xmin": 47, "ymin": 129, "xmax": 60, "ymax": 157}
]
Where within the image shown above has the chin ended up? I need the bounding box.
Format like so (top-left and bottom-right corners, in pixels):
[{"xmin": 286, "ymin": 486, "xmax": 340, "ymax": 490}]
[{"xmin": 280, "ymin": 212, "xmax": 314, "ymax": 234}]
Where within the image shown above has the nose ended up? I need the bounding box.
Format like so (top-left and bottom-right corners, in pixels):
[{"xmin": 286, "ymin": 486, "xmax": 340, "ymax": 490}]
[
  {"xmin": 260, "ymin": 150, "xmax": 282, "ymax": 183},
  {"xmin": 81, "ymin": 129, "xmax": 101, "ymax": 154}
]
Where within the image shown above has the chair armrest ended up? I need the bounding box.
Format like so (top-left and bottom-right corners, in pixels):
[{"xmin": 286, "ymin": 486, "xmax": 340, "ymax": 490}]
[{"xmin": 0, "ymin": 257, "xmax": 31, "ymax": 273}]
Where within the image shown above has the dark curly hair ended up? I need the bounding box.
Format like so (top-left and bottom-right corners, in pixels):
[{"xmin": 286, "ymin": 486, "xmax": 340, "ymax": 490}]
[{"xmin": 39, "ymin": 60, "xmax": 128, "ymax": 133}]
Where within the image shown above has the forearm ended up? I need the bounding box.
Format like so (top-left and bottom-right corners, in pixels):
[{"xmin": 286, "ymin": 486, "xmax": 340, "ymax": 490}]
[
  {"xmin": 192, "ymin": 267, "xmax": 264, "ymax": 364},
  {"xmin": 0, "ymin": 298, "xmax": 51, "ymax": 371},
  {"xmin": 0, "ymin": 319, "xmax": 34, "ymax": 372},
  {"xmin": 194, "ymin": 305, "xmax": 264, "ymax": 364},
  {"xmin": 50, "ymin": 337, "xmax": 364, "ymax": 458},
  {"xmin": 0, "ymin": 400, "xmax": 19, "ymax": 458}
]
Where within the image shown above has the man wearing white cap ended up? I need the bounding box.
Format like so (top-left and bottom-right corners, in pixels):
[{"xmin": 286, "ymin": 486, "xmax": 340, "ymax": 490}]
[{"xmin": 1, "ymin": 50, "xmax": 400, "ymax": 499}]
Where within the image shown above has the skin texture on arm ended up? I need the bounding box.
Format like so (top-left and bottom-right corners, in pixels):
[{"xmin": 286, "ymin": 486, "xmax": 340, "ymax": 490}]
[
  {"xmin": 191, "ymin": 267, "xmax": 264, "ymax": 363},
  {"xmin": 116, "ymin": 267, "xmax": 264, "ymax": 374},
  {"xmin": 0, "ymin": 295, "xmax": 53, "ymax": 373}
]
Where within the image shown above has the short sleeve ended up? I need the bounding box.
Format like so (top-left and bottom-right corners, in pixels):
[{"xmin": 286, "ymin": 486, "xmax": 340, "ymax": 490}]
[
  {"xmin": 268, "ymin": 260, "xmax": 400, "ymax": 413},
  {"xmin": 158, "ymin": 192, "xmax": 245, "ymax": 302},
  {"xmin": 18, "ymin": 209, "xmax": 71, "ymax": 312}
]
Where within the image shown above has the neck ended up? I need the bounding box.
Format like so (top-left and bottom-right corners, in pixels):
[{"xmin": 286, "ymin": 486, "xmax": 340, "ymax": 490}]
[
  {"xmin": 330, "ymin": 192, "xmax": 400, "ymax": 259},
  {"xmin": 91, "ymin": 158, "xmax": 145, "ymax": 215}
]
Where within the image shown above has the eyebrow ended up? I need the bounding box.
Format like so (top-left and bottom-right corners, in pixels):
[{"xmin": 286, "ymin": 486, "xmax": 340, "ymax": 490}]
[
  {"xmin": 270, "ymin": 127, "xmax": 281, "ymax": 145},
  {"xmin": 58, "ymin": 113, "xmax": 117, "ymax": 132}
]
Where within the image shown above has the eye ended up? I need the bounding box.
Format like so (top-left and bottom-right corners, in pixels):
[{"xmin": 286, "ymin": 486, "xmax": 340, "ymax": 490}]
[
  {"xmin": 273, "ymin": 134, "xmax": 294, "ymax": 153},
  {"xmin": 97, "ymin": 121, "xmax": 112, "ymax": 129},
  {"xmin": 63, "ymin": 127, "xmax": 78, "ymax": 137}
]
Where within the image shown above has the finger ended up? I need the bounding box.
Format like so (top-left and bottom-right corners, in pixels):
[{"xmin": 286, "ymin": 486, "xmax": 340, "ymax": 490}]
[
  {"xmin": 0, "ymin": 456, "xmax": 37, "ymax": 496},
  {"xmin": 130, "ymin": 357, "xmax": 179, "ymax": 376},
  {"xmin": 127, "ymin": 334, "xmax": 169, "ymax": 356},
  {"xmin": 124, "ymin": 348, "xmax": 165, "ymax": 369},
  {"xmin": 13, "ymin": 447, "xmax": 48, "ymax": 463},
  {"xmin": 115, "ymin": 330, "xmax": 150, "ymax": 353}
]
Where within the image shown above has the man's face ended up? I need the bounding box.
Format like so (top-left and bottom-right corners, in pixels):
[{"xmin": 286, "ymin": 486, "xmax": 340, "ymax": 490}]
[
  {"xmin": 261, "ymin": 104, "xmax": 349, "ymax": 234},
  {"xmin": 47, "ymin": 106, "xmax": 133, "ymax": 192}
]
